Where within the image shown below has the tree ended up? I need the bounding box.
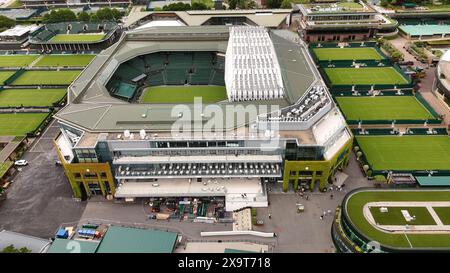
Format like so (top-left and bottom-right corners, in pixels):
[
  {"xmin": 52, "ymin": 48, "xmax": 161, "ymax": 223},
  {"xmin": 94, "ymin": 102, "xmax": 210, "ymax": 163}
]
[
  {"xmin": 266, "ymin": 0, "xmax": 282, "ymax": 8},
  {"xmin": 42, "ymin": 9, "xmax": 77, "ymax": 23},
  {"xmin": 281, "ymin": 0, "xmax": 292, "ymax": 8},
  {"xmin": 228, "ymin": 0, "xmax": 238, "ymax": 9},
  {"xmin": 1, "ymin": 245, "xmax": 31, "ymax": 253},
  {"xmin": 191, "ymin": 2, "xmax": 209, "ymax": 10},
  {"xmin": 246, "ymin": 0, "xmax": 256, "ymax": 8},
  {"xmin": 77, "ymin": 11, "xmax": 90, "ymax": 22},
  {"xmin": 0, "ymin": 15, "xmax": 15, "ymax": 30},
  {"xmin": 90, "ymin": 14, "xmax": 99, "ymax": 22},
  {"xmin": 162, "ymin": 2, "xmax": 192, "ymax": 11}
]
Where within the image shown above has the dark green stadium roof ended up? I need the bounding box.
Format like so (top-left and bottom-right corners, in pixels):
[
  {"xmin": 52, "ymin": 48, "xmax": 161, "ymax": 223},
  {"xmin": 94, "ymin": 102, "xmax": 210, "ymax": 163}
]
[
  {"xmin": 47, "ymin": 239, "xmax": 99, "ymax": 253},
  {"xmin": 415, "ymin": 176, "xmax": 450, "ymax": 187},
  {"xmin": 96, "ymin": 226, "xmax": 177, "ymax": 253},
  {"xmin": 224, "ymin": 248, "xmax": 258, "ymax": 253}
]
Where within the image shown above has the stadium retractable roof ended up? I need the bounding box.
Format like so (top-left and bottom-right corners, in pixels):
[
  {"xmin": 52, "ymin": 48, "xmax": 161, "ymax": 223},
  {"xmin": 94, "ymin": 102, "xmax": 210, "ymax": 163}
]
[{"xmin": 55, "ymin": 26, "xmax": 318, "ymax": 132}]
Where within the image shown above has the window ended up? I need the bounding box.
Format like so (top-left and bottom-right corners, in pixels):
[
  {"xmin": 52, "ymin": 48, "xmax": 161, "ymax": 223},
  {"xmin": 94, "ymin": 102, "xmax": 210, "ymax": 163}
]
[
  {"xmin": 289, "ymin": 170, "xmax": 297, "ymax": 176},
  {"xmin": 299, "ymin": 171, "xmax": 313, "ymax": 176}
]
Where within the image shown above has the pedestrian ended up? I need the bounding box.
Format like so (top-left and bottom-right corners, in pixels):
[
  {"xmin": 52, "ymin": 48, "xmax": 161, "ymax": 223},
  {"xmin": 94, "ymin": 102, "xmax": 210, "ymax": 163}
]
[
  {"xmin": 330, "ymin": 194, "xmax": 334, "ymax": 200},
  {"xmin": 320, "ymin": 215, "xmax": 323, "ymax": 220},
  {"xmin": 268, "ymin": 213, "xmax": 272, "ymax": 219}
]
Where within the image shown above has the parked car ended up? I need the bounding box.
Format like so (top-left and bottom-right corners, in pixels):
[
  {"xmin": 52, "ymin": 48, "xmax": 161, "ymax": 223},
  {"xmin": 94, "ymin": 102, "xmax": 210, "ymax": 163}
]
[{"xmin": 14, "ymin": 160, "xmax": 28, "ymax": 166}]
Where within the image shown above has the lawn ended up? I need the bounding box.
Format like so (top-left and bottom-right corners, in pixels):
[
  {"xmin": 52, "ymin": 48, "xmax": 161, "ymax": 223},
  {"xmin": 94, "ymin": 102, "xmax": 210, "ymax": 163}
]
[
  {"xmin": 356, "ymin": 135, "xmax": 450, "ymax": 171},
  {"xmin": 34, "ymin": 55, "xmax": 95, "ymax": 67},
  {"xmin": 432, "ymin": 207, "xmax": 450, "ymax": 225},
  {"xmin": 369, "ymin": 206, "xmax": 436, "ymax": 226},
  {"xmin": 346, "ymin": 189, "xmax": 450, "ymax": 249},
  {"xmin": 335, "ymin": 96, "xmax": 434, "ymax": 120},
  {"xmin": 141, "ymin": 85, "xmax": 227, "ymax": 103},
  {"xmin": 11, "ymin": 70, "xmax": 82, "ymax": 86},
  {"xmin": 324, "ymin": 67, "xmax": 409, "ymax": 85},
  {"xmin": 0, "ymin": 71, "xmax": 16, "ymax": 84},
  {"xmin": 0, "ymin": 55, "xmax": 39, "ymax": 67},
  {"xmin": 0, "ymin": 89, "xmax": 66, "ymax": 107},
  {"xmin": 49, "ymin": 34, "xmax": 105, "ymax": 43},
  {"xmin": 0, "ymin": 113, "xmax": 49, "ymax": 136},
  {"xmin": 0, "ymin": 161, "xmax": 13, "ymax": 177},
  {"xmin": 313, "ymin": 47, "xmax": 384, "ymax": 61}
]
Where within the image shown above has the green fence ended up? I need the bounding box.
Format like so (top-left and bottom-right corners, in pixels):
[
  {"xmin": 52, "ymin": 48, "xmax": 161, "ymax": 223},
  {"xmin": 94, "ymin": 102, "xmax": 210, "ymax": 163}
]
[
  {"xmin": 318, "ymin": 59, "xmax": 392, "ymax": 67},
  {"xmin": 309, "ymin": 41, "xmax": 378, "ymax": 48},
  {"xmin": 346, "ymin": 118, "xmax": 441, "ymax": 125},
  {"xmin": 4, "ymin": 68, "xmax": 25, "ymax": 85},
  {"xmin": 351, "ymin": 128, "xmax": 448, "ymax": 136},
  {"xmin": 415, "ymin": 92, "xmax": 440, "ymax": 118},
  {"xmin": 333, "ymin": 89, "xmax": 414, "ymax": 96}
]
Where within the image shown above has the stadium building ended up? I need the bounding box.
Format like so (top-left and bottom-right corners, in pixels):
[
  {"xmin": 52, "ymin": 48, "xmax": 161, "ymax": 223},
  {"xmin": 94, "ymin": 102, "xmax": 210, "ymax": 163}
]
[
  {"xmin": 53, "ymin": 25, "xmax": 352, "ymax": 211},
  {"xmin": 436, "ymin": 50, "xmax": 450, "ymax": 99},
  {"xmin": 124, "ymin": 9, "xmax": 292, "ymax": 30},
  {"xmin": 29, "ymin": 22, "xmax": 121, "ymax": 51},
  {"xmin": 21, "ymin": 0, "xmax": 130, "ymax": 8},
  {"xmin": 293, "ymin": 1, "xmax": 397, "ymax": 42}
]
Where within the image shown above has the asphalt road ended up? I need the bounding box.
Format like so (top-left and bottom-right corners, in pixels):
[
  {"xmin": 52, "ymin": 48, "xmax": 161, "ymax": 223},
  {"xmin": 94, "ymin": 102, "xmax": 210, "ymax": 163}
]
[{"xmin": 0, "ymin": 120, "xmax": 86, "ymax": 239}]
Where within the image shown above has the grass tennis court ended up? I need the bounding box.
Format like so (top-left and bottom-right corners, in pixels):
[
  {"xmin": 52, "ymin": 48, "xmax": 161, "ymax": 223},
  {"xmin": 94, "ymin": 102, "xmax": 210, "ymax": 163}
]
[
  {"xmin": 324, "ymin": 67, "xmax": 409, "ymax": 85},
  {"xmin": 0, "ymin": 113, "xmax": 49, "ymax": 136},
  {"xmin": 335, "ymin": 96, "xmax": 434, "ymax": 120},
  {"xmin": 0, "ymin": 55, "xmax": 39, "ymax": 67},
  {"xmin": 49, "ymin": 34, "xmax": 105, "ymax": 43},
  {"xmin": 356, "ymin": 135, "xmax": 450, "ymax": 171},
  {"xmin": 0, "ymin": 71, "xmax": 16, "ymax": 84},
  {"xmin": 11, "ymin": 70, "xmax": 82, "ymax": 85},
  {"xmin": 433, "ymin": 207, "xmax": 450, "ymax": 225},
  {"xmin": 141, "ymin": 85, "xmax": 227, "ymax": 103},
  {"xmin": 369, "ymin": 206, "xmax": 436, "ymax": 225},
  {"xmin": 34, "ymin": 55, "xmax": 95, "ymax": 67},
  {"xmin": 0, "ymin": 89, "xmax": 66, "ymax": 107},
  {"xmin": 313, "ymin": 47, "xmax": 384, "ymax": 61},
  {"xmin": 345, "ymin": 189, "xmax": 450, "ymax": 249}
]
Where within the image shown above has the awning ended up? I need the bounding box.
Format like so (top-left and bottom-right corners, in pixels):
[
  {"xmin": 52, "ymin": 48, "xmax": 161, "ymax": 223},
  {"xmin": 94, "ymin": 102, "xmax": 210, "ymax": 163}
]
[{"xmin": 415, "ymin": 176, "xmax": 450, "ymax": 187}]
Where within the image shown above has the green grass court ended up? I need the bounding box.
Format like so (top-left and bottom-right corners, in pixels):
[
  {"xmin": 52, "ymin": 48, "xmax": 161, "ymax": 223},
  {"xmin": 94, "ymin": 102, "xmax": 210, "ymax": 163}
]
[
  {"xmin": 0, "ymin": 55, "xmax": 39, "ymax": 67},
  {"xmin": 0, "ymin": 113, "xmax": 49, "ymax": 136},
  {"xmin": 0, "ymin": 161, "xmax": 13, "ymax": 177},
  {"xmin": 346, "ymin": 190, "xmax": 450, "ymax": 249},
  {"xmin": 369, "ymin": 206, "xmax": 436, "ymax": 225},
  {"xmin": 335, "ymin": 96, "xmax": 434, "ymax": 120},
  {"xmin": 0, "ymin": 89, "xmax": 66, "ymax": 107},
  {"xmin": 141, "ymin": 85, "xmax": 227, "ymax": 103},
  {"xmin": 313, "ymin": 47, "xmax": 384, "ymax": 61},
  {"xmin": 356, "ymin": 135, "xmax": 450, "ymax": 171},
  {"xmin": 0, "ymin": 71, "xmax": 16, "ymax": 84},
  {"xmin": 433, "ymin": 207, "xmax": 450, "ymax": 225},
  {"xmin": 11, "ymin": 70, "xmax": 82, "ymax": 86},
  {"xmin": 34, "ymin": 55, "xmax": 95, "ymax": 67},
  {"xmin": 324, "ymin": 67, "xmax": 409, "ymax": 85},
  {"xmin": 49, "ymin": 34, "xmax": 105, "ymax": 43}
]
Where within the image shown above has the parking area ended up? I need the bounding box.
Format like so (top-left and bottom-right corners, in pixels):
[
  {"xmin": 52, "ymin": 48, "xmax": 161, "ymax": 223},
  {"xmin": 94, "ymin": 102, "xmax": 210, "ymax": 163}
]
[{"xmin": 0, "ymin": 120, "xmax": 86, "ymax": 238}]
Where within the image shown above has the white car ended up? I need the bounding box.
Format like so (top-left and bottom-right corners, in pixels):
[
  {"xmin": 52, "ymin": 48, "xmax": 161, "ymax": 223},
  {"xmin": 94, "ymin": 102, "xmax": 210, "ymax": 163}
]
[{"xmin": 14, "ymin": 160, "xmax": 28, "ymax": 166}]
